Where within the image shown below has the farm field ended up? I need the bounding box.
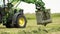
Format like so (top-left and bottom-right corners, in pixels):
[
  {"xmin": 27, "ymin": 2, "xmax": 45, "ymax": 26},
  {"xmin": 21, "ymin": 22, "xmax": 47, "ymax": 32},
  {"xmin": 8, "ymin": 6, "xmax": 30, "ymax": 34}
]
[{"xmin": 0, "ymin": 13, "xmax": 60, "ymax": 34}]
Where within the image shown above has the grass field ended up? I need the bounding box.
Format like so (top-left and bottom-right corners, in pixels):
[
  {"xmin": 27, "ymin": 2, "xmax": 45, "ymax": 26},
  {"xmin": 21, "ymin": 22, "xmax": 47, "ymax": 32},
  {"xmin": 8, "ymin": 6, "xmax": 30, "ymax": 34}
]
[{"xmin": 0, "ymin": 13, "xmax": 60, "ymax": 34}]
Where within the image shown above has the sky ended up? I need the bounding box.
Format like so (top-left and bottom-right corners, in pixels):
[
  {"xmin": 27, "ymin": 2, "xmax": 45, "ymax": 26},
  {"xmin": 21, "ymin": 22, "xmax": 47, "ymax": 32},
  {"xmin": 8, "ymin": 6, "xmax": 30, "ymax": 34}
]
[
  {"xmin": 17, "ymin": 2, "xmax": 36, "ymax": 14},
  {"xmin": 17, "ymin": 0, "xmax": 60, "ymax": 14},
  {"xmin": 43, "ymin": 0, "xmax": 60, "ymax": 13},
  {"xmin": 0, "ymin": 0, "xmax": 60, "ymax": 14}
]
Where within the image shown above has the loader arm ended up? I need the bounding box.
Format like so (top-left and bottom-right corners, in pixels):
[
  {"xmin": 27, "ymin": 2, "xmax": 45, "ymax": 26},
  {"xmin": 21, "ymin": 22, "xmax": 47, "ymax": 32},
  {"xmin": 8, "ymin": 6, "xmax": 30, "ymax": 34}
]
[
  {"xmin": 21, "ymin": 0, "xmax": 45, "ymax": 11},
  {"xmin": 8, "ymin": 0, "xmax": 45, "ymax": 11}
]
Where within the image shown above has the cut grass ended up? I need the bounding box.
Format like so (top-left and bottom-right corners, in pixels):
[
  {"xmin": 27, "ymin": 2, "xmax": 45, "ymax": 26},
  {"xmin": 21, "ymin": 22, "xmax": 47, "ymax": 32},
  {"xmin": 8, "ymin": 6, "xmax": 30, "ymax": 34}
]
[{"xmin": 0, "ymin": 13, "xmax": 60, "ymax": 34}]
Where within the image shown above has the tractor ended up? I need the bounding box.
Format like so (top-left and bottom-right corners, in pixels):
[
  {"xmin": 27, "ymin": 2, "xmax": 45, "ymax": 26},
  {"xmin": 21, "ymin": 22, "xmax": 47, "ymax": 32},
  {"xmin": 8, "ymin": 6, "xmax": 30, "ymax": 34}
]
[
  {"xmin": 0, "ymin": 0, "xmax": 27, "ymax": 28},
  {"xmin": 0, "ymin": 0, "xmax": 51, "ymax": 28}
]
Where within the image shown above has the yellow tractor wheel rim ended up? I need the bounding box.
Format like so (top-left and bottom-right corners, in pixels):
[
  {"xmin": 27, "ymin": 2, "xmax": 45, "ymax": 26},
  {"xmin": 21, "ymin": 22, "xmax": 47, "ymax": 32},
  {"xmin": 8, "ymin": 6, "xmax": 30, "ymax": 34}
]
[{"xmin": 18, "ymin": 17, "xmax": 25, "ymax": 26}]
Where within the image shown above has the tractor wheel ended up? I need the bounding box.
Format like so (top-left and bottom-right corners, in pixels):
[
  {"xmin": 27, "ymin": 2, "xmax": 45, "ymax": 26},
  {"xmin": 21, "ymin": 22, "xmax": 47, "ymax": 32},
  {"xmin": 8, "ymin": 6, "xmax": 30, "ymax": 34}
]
[
  {"xmin": 5, "ymin": 19, "xmax": 14, "ymax": 28},
  {"xmin": 5, "ymin": 22, "xmax": 14, "ymax": 28},
  {"xmin": 14, "ymin": 15, "xmax": 27, "ymax": 28},
  {"xmin": 0, "ymin": 15, "xmax": 2, "ymax": 23},
  {"xmin": 6, "ymin": 24, "xmax": 12, "ymax": 28}
]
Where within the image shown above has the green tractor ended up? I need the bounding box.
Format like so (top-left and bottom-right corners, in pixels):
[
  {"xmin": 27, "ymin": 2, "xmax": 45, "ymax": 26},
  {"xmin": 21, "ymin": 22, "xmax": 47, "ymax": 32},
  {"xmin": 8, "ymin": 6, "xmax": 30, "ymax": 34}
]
[
  {"xmin": 0, "ymin": 0, "xmax": 27, "ymax": 28},
  {"xmin": 0, "ymin": 0, "xmax": 52, "ymax": 28}
]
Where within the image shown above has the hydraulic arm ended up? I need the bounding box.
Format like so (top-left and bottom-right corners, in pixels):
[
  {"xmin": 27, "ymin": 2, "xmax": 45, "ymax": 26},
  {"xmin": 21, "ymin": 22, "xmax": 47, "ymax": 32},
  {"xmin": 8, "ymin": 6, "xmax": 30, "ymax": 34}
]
[{"xmin": 8, "ymin": 0, "xmax": 45, "ymax": 11}]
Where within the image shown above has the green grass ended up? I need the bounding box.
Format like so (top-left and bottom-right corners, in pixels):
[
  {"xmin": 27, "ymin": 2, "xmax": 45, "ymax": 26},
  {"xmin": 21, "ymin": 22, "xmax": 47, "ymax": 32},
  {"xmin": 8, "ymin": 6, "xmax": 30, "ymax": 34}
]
[
  {"xmin": 25, "ymin": 13, "xmax": 60, "ymax": 20},
  {"xmin": 0, "ymin": 13, "xmax": 60, "ymax": 34},
  {"xmin": 51, "ymin": 13, "xmax": 60, "ymax": 18}
]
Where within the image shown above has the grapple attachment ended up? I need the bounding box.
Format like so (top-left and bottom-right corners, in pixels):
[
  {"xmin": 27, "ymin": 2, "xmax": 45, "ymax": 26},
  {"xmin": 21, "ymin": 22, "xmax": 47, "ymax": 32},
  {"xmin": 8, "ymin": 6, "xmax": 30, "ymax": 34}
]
[{"xmin": 36, "ymin": 9, "xmax": 52, "ymax": 26}]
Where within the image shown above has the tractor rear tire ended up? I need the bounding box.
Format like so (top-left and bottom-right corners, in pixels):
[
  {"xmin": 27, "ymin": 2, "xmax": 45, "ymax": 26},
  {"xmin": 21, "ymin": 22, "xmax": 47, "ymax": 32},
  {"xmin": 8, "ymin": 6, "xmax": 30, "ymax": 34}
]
[
  {"xmin": 5, "ymin": 18, "xmax": 14, "ymax": 28},
  {"xmin": 0, "ymin": 15, "xmax": 2, "ymax": 23},
  {"xmin": 6, "ymin": 24, "xmax": 12, "ymax": 28},
  {"xmin": 14, "ymin": 15, "xmax": 27, "ymax": 28}
]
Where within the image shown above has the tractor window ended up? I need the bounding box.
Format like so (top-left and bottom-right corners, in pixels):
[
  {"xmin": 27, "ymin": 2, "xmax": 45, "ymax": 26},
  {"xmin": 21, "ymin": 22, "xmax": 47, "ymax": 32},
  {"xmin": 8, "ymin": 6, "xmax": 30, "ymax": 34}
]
[
  {"xmin": 0, "ymin": 0, "xmax": 8, "ymax": 7},
  {"xmin": 0, "ymin": 0, "xmax": 3, "ymax": 6}
]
